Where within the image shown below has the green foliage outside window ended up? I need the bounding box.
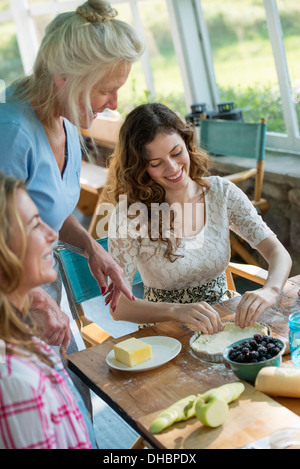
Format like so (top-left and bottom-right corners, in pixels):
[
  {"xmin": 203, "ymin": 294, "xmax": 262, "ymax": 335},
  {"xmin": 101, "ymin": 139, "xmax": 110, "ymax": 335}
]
[{"xmin": 0, "ymin": 0, "xmax": 299, "ymax": 133}]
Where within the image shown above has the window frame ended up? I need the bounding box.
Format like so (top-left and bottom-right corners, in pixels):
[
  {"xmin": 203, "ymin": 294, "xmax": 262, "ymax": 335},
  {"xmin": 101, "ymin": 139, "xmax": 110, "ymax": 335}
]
[{"xmin": 166, "ymin": 0, "xmax": 300, "ymax": 154}]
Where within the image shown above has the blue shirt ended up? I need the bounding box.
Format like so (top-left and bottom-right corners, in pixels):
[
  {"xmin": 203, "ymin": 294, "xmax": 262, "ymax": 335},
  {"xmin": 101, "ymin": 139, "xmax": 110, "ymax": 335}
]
[{"xmin": 0, "ymin": 92, "xmax": 81, "ymax": 232}]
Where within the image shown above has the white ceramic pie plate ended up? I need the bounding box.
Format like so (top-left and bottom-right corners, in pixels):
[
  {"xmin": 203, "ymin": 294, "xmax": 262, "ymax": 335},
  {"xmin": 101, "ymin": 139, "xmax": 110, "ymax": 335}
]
[{"xmin": 106, "ymin": 336, "xmax": 182, "ymax": 372}]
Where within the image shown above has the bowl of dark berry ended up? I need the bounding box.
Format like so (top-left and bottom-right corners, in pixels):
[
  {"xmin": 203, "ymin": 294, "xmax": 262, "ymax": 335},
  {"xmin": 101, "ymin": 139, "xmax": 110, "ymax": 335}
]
[{"xmin": 223, "ymin": 334, "xmax": 286, "ymax": 384}]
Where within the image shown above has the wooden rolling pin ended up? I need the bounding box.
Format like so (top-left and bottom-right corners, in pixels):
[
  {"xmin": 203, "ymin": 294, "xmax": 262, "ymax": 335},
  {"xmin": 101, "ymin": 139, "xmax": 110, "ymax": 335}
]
[{"xmin": 255, "ymin": 367, "xmax": 300, "ymax": 398}]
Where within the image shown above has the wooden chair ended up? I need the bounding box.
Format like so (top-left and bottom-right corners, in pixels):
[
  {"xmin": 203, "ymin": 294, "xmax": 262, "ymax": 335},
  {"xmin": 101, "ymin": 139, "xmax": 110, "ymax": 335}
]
[
  {"xmin": 53, "ymin": 237, "xmax": 143, "ymax": 348},
  {"xmin": 200, "ymin": 117, "xmax": 268, "ymax": 267},
  {"xmin": 225, "ymin": 261, "xmax": 267, "ymax": 291},
  {"xmin": 77, "ymin": 161, "xmax": 108, "ymax": 239}
]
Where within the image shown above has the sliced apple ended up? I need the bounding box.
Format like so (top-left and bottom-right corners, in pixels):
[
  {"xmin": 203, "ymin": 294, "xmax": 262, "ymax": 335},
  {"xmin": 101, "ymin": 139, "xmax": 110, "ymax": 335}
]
[
  {"xmin": 149, "ymin": 382, "xmax": 245, "ymax": 433},
  {"xmin": 149, "ymin": 394, "xmax": 198, "ymax": 434},
  {"xmin": 202, "ymin": 382, "xmax": 245, "ymax": 404},
  {"xmin": 195, "ymin": 393, "xmax": 229, "ymax": 428}
]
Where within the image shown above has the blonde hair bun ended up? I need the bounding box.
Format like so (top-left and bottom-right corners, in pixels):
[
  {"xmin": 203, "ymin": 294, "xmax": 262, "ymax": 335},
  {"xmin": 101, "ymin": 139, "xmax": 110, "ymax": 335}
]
[{"xmin": 76, "ymin": 0, "xmax": 117, "ymax": 23}]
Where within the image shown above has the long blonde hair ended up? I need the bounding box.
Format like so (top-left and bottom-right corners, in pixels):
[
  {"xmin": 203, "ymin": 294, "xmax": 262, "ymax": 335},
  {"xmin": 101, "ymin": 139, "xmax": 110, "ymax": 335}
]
[
  {"xmin": 0, "ymin": 173, "xmax": 53, "ymax": 367},
  {"xmin": 11, "ymin": 0, "xmax": 143, "ymax": 137}
]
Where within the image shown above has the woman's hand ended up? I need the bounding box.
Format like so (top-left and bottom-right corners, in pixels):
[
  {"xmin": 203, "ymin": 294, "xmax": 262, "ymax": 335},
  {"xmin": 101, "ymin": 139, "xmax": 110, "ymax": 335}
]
[
  {"xmin": 59, "ymin": 214, "xmax": 135, "ymax": 310},
  {"xmin": 235, "ymin": 286, "xmax": 280, "ymax": 328},
  {"xmin": 87, "ymin": 243, "xmax": 135, "ymax": 312},
  {"xmin": 173, "ymin": 302, "xmax": 223, "ymax": 334},
  {"xmin": 234, "ymin": 235, "xmax": 292, "ymax": 328},
  {"xmin": 29, "ymin": 287, "xmax": 71, "ymax": 353}
]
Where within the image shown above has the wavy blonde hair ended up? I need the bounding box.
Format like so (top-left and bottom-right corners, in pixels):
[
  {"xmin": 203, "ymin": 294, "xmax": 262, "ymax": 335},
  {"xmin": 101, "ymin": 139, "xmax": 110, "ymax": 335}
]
[
  {"xmin": 101, "ymin": 103, "xmax": 211, "ymax": 262},
  {"xmin": 0, "ymin": 173, "xmax": 53, "ymax": 367},
  {"xmin": 11, "ymin": 0, "xmax": 143, "ymax": 138}
]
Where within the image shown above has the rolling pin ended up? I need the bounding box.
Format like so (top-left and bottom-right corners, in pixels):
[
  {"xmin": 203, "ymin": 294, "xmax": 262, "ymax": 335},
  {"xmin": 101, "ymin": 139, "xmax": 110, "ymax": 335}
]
[{"xmin": 255, "ymin": 367, "xmax": 300, "ymax": 398}]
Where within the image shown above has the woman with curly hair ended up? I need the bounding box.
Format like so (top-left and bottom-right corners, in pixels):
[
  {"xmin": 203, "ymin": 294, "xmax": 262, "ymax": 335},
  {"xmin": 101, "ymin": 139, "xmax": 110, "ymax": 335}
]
[{"xmin": 101, "ymin": 102, "xmax": 291, "ymax": 332}]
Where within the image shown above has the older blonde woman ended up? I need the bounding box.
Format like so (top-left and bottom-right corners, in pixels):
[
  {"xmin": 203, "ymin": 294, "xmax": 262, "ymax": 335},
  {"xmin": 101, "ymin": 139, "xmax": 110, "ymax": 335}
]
[
  {"xmin": 0, "ymin": 0, "xmax": 143, "ymax": 411},
  {"xmin": 0, "ymin": 173, "xmax": 96, "ymax": 449}
]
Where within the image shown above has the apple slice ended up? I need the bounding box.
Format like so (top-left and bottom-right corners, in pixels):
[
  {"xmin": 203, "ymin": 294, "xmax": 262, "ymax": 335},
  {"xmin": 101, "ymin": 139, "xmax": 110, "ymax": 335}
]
[
  {"xmin": 202, "ymin": 382, "xmax": 245, "ymax": 404},
  {"xmin": 195, "ymin": 393, "xmax": 229, "ymax": 428},
  {"xmin": 149, "ymin": 382, "xmax": 245, "ymax": 433},
  {"xmin": 149, "ymin": 394, "xmax": 198, "ymax": 434}
]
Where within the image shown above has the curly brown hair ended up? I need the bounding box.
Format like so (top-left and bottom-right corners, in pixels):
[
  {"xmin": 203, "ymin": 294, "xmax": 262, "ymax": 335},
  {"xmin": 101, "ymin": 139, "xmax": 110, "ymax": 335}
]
[{"xmin": 101, "ymin": 102, "xmax": 211, "ymax": 261}]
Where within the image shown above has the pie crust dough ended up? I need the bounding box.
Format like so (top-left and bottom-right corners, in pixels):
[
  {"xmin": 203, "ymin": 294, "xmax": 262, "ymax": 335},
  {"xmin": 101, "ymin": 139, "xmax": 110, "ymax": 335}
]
[{"xmin": 190, "ymin": 321, "xmax": 271, "ymax": 363}]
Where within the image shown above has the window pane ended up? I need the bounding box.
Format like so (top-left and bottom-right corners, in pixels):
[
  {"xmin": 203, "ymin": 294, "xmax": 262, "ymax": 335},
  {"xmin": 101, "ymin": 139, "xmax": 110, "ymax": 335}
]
[
  {"xmin": 0, "ymin": 0, "xmax": 186, "ymax": 118},
  {"xmin": 0, "ymin": 0, "xmax": 8, "ymax": 10},
  {"xmin": 32, "ymin": 13, "xmax": 55, "ymax": 43},
  {"xmin": 0, "ymin": 21, "xmax": 23, "ymax": 85},
  {"xmin": 201, "ymin": 0, "xmax": 286, "ymax": 133},
  {"xmin": 277, "ymin": 0, "xmax": 300, "ymax": 129},
  {"xmin": 28, "ymin": 0, "xmax": 44, "ymax": 4},
  {"xmin": 117, "ymin": 0, "xmax": 187, "ymax": 118},
  {"xmin": 109, "ymin": 2, "xmax": 147, "ymax": 117}
]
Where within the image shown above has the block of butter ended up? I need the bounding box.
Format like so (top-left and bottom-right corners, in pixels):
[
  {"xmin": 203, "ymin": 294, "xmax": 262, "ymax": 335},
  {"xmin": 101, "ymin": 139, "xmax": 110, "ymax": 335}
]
[{"xmin": 114, "ymin": 338, "xmax": 152, "ymax": 367}]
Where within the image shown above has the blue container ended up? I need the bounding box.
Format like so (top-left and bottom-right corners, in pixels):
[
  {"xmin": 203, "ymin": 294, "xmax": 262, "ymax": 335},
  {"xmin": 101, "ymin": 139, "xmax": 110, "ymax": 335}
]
[{"xmin": 289, "ymin": 311, "xmax": 300, "ymax": 368}]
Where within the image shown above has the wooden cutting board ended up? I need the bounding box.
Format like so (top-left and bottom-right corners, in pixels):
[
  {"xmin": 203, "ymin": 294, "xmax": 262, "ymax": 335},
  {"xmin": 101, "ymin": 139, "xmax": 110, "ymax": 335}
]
[{"xmin": 138, "ymin": 381, "xmax": 300, "ymax": 449}]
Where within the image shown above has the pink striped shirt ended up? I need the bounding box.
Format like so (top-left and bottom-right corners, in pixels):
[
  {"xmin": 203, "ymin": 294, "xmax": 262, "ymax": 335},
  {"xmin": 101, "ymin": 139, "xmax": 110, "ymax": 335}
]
[{"xmin": 0, "ymin": 341, "xmax": 94, "ymax": 449}]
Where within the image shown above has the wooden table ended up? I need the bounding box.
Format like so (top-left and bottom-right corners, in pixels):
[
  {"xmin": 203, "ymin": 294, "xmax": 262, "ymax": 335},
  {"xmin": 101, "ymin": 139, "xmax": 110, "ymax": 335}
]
[{"xmin": 68, "ymin": 275, "xmax": 300, "ymax": 449}]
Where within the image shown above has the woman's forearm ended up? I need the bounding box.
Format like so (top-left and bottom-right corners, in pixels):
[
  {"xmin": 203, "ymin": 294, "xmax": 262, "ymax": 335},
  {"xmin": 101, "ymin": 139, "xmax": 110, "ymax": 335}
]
[
  {"xmin": 235, "ymin": 236, "xmax": 292, "ymax": 327},
  {"xmin": 59, "ymin": 214, "xmax": 96, "ymax": 258},
  {"xmin": 59, "ymin": 214, "xmax": 135, "ymax": 305},
  {"xmin": 257, "ymin": 236, "xmax": 292, "ymax": 293},
  {"xmin": 264, "ymin": 247, "xmax": 291, "ymax": 293},
  {"xmin": 110, "ymin": 294, "xmax": 175, "ymax": 324},
  {"xmin": 110, "ymin": 292, "xmax": 223, "ymax": 334}
]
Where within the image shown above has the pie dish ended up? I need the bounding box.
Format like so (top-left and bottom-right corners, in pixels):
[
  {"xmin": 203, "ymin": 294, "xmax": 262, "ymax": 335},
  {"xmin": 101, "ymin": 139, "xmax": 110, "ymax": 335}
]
[{"xmin": 190, "ymin": 321, "xmax": 271, "ymax": 363}]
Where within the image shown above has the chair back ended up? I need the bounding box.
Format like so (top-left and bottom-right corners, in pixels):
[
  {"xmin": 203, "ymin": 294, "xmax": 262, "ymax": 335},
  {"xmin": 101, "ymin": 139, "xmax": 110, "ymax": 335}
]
[
  {"xmin": 200, "ymin": 118, "xmax": 267, "ymax": 161},
  {"xmin": 54, "ymin": 237, "xmax": 142, "ymax": 320}
]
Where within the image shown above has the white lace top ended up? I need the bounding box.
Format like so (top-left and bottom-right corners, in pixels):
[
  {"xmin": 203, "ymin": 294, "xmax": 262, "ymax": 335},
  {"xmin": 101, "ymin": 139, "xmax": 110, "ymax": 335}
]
[{"xmin": 108, "ymin": 176, "xmax": 274, "ymax": 292}]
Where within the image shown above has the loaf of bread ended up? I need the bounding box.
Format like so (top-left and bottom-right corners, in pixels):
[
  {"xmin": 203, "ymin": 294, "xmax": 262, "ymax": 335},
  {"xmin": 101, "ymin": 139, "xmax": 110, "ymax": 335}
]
[{"xmin": 255, "ymin": 366, "xmax": 300, "ymax": 397}]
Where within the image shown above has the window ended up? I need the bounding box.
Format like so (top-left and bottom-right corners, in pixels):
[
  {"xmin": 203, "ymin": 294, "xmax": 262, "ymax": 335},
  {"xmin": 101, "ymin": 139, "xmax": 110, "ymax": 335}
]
[
  {"xmin": 116, "ymin": 0, "xmax": 186, "ymax": 117},
  {"xmin": 0, "ymin": 19, "xmax": 23, "ymax": 85},
  {"xmin": 277, "ymin": 0, "xmax": 300, "ymax": 130},
  {"xmin": 201, "ymin": 0, "xmax": 285, "ymax": 133},
  {"xmin": 0, "ymin": 1, "xmax": 23, "ymax": 84},
  {"xmin": 0, "ymin": 0, "xmax": 299, "ymax": 153},
  {"xmin": 0, "ymin": 0, "xmax": 186, "ymax": 117},
  {"xmin": 198, "ymin": 0, "xmax": 300, "ymax": 153}
]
